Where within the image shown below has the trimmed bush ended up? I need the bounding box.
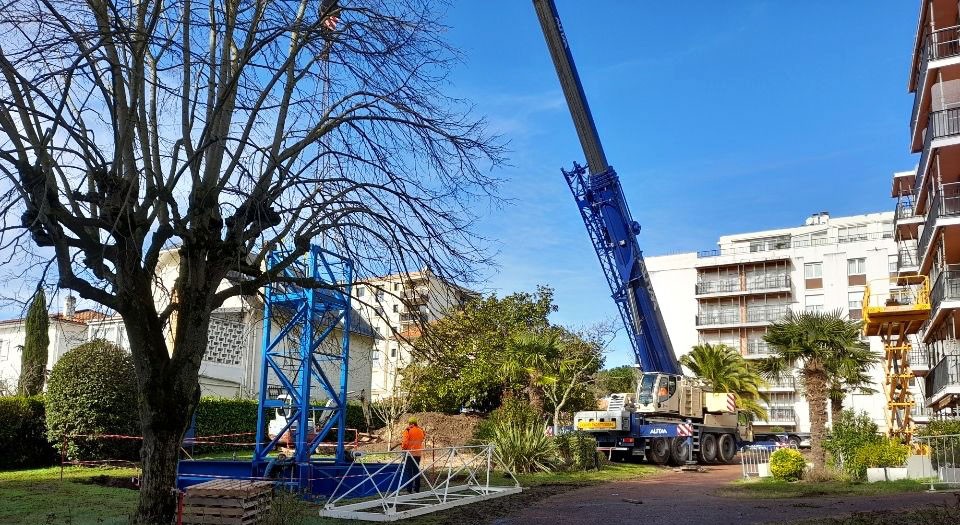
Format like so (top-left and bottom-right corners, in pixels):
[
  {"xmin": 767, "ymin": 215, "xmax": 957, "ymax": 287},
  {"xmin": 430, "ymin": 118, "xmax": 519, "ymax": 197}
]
[
  {"xmin": 852, "ymin": 438, "xmax": 910, "ymax": 478},
  {"xmin": 0, "ymin": 396, "xmax": 57, "ymax": 469},
  {"xmin": 491, "ymin": 420, "xmax": 556, "ymax": 474},
  {"xmin": 191, "ymin": 397, "xmax": 259, "ymax": 453},
  {"xmin": 46, "ymin": 340, "xmax": 140, "ymax": 461},
  {"xmin": 554, "ymin": 431, "xmax": 601, "ymax": 471},
  {"xmin": 770, "ymin": 448, "xmax": 806, "ymax": 481}
]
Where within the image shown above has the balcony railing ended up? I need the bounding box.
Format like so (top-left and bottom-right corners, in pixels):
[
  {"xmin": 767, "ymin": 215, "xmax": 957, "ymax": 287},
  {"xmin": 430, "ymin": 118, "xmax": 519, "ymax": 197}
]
[
  {"xmin": 910, "ymin": 346, "xmax": 931, "ymax": 370},
  {"xmin": 916, "ymin": 181, "xmax": 960, "ymax": 262},
  {"xmin": 695, "ymin": 280, "xmax": 739, "ymax": 295},
  {"xmin": 911, "ymin": 26, "xmax": 960, "ymax": 140},
  {"xmin": 895, "ymin": 199, "xmax": 916, "ymax": 221},
  {"xmin": 745, "ymin": 340, "xmax": 772, "ymax": 356},
  {"xmin": 696, "ymin": 310, "xmax": 740, "ymax": 327},
  {"xmin": 762, "ymin": 407, "xmax": 796, "ymax": 423},
  {"xmin": 898, "ymin": 245, "xmax": 919, "ymax": 269},
  {"xmin": 746, "ymin": 306, "xmax": 790, "ymax": 323},
  {"xmin": 698, "ymin": 233, "xmax": 887, "ymax": 258},
  {"xmin": 760, "ymin": 377, "xmax": 796, "ymax": 390},
  {"xmin": 930, "ymin": 270, "xmax": 960, "ymax": 312},
  {"xmin": 746, "ymin": 274, "xmax": 791, "ymax": 291},
  {"xmin": 925, "ymin": 355, "xmax": 960, "ymax": 402}
]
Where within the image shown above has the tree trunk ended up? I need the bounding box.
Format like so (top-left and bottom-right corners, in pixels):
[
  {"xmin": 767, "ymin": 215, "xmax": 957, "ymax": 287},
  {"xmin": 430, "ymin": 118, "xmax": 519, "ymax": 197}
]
[
  {"xmin": 553, "ymin": 407, "xmax": 562, "ymax": 435},
  {"xmin": 830, "ymin": 392, "xmax": 844, "ymax": 428},
  {"xmin": 802, "ymin": 364, "xmax": 830, "ymax": 471}
]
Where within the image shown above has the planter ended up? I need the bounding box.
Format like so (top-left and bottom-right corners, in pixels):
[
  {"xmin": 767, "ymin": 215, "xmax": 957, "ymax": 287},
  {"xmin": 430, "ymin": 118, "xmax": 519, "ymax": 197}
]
[
  {"xmin": 866, "ymin": 467, "xmax": 908, "ymax": 482},
  {"xmin": 757, "ymin": 463, "xmax": 771, "ymax": 478}
]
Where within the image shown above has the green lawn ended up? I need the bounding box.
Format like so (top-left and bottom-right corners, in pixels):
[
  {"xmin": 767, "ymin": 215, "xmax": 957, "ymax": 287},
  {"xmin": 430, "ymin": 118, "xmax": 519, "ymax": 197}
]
[
  {"xmin": 718, "ymin": 477, "xmax": 930, "ymax": 499},
  {"xmin": 0, "ymin": 466, "xmax": 141, "ymax": 525},
  {"xmin": 0, "ymin": 463, "xmax": 658, "ymax": 525}
]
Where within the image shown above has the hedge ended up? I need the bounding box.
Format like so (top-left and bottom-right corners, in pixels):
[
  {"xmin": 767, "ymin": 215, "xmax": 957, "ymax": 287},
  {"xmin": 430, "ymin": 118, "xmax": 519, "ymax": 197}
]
[{"xmin": 0, "ymin": 396, "xmax": 57, "ymax": 469}]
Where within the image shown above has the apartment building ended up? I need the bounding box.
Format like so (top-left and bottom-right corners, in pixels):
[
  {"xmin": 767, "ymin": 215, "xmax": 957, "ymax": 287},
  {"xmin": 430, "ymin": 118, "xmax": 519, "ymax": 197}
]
[
  {"xmin": 902, "ymin": 0, "xmax": 960, "ymax": 418},
  {"xmin": 355, "ymin": 269, "xmax": 474, "ymax": 400},
  {"xmin": 647, "ymin": 212, "xmax": 899, "ymax": 433}
]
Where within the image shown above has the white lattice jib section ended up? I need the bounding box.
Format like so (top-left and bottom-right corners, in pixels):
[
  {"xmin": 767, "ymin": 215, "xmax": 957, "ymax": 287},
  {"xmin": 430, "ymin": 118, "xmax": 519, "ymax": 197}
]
[{"xmin": 203, "ymin": 316, "xmax": 249, "ymax": 366}]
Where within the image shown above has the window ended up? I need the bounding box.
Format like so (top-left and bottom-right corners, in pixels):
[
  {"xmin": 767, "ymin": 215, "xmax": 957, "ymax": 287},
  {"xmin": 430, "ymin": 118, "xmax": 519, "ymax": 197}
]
[
  {"xmin": 372, "ymin": 349, "xmax": 381, "ymax": 361},
  {"xmin": 393, "ymin": 282, "xmax": 400, "ymax": 291},
  {"xmin": 804, "ymin": 262, "xmax": 822, "ymax": 279},
  {"xmin": 888, "ymin": 254, "xmax": 898, "ymax": 273},
  {"xmin": 392, "ymin": 304, "xmax": 398, "ymax": 313},
  {"xmin": 376, "ymin": 289, "xmax": 384, "ymax": 300},
  {"xmin": 805, "ymin": 295, "xmax": 824, "ymax": 313},
  {"xmin": 848, "ymin": 291, "xmax": 864, "ymax": 310},
  {"xmin": 839, "ymin": 225, "xmax": 867, "ymax": 243},
  {"xmin": 390, "ymin": 347, "xmax": 397, "ymax": 358},
  {"xmin": 749, "ymin": 235, "xmax": 790, "ymax": 253},
  {"xmin": 0, "ymin": 339, "xmax": 7, "ymax": 360},
  {"xmin": 882, "ymin": 220, "xmax": 894, "ymax": 239},
  {"xmin": 847, "ymin": 258, "xmax": 866, "ymax": 275},
  {"xmin": 357, "ymin": 286, "xmax": 365, "ymax": 298}
]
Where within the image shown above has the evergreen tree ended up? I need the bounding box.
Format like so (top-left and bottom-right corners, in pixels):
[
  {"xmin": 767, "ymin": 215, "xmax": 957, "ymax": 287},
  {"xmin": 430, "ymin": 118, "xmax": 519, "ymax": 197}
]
[{"xmin": 18, "ymin": 288, "xmax": 49, "ymax": 396}]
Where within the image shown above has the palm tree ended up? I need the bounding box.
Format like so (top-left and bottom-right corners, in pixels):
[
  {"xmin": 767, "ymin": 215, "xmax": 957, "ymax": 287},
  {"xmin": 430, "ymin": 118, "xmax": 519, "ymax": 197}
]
[
  {"xmin": 760, "ymin": 309, "xmax": 867, "ymax": 471},
  {"xmin": 500, "ymin": 331, "xmax": 561, "ymax": 412},
  {"xmin": 826, "ymin": 342, "xmax": 878, "ymax": 425},
  {"xmin": 679, "ymin": 343, "xmax": 768, "ymax": 422}
]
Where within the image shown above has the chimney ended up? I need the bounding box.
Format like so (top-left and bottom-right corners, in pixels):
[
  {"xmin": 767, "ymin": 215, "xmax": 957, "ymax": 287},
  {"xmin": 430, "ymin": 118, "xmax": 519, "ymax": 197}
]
[{"xmin": 64, "ymin": 294, "xmax": 76, "ymax": 320}]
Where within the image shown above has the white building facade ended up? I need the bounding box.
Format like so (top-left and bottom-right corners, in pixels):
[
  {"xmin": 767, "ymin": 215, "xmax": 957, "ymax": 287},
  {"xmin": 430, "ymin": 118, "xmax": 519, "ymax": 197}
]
[
  {"xmin": 354, "ymin": 270, "xmax": 473, "ymax": 400},
  {"xmin": 647, "ymin": 211, "xmax": 904, "ymax": 433}
]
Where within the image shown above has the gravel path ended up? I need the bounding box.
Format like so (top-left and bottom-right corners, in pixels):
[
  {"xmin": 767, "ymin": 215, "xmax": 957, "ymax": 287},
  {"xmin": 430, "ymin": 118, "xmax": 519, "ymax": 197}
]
[{"xmin": 497, "ymin": 463, "xmax": 957, "ymax": 525}]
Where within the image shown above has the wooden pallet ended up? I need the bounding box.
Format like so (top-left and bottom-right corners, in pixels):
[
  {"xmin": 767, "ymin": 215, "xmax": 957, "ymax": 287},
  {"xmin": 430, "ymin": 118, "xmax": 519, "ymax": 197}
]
[{"xmin": 182, "ymin": 479, "xmax": 274, "ymax": 525}]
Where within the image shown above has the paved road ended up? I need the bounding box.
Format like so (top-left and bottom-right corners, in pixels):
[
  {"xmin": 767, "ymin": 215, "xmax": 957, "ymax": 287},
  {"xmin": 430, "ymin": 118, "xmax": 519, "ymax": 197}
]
[{"xmin": 499, "ymin": 463, "xmax": 957, "ymax": 525}]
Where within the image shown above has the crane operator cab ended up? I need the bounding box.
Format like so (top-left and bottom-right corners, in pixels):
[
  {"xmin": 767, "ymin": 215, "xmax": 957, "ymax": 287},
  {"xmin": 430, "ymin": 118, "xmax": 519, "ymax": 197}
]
[{"xmin": 635, "ymin": 372, "xmax": 704, "ymax": 417}]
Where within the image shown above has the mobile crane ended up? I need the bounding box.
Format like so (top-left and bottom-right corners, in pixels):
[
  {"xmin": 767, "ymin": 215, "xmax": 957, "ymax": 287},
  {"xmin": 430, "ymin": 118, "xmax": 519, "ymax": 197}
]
[{"xmin": 532, "ymin": 0, "xmax": 746, "ymax": 464}]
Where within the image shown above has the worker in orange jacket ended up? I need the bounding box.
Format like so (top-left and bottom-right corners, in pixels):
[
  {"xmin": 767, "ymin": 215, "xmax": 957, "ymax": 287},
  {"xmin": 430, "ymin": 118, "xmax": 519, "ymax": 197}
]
[{"xmin": 401, "ymin": 417, "xmax": 426, "ymax": 493}]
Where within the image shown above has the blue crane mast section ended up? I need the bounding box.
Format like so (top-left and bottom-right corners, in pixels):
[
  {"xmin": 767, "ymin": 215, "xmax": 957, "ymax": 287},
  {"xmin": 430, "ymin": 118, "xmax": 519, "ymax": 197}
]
[{"xmin": 532, "ymin": 0, "xmax": 680, "ymax": 376}]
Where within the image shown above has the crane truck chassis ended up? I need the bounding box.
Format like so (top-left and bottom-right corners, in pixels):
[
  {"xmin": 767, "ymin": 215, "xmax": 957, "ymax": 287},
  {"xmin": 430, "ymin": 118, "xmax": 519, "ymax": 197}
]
[{"xmin": 574, "ymin": 372, "xmax": 747, "ymax": 464}]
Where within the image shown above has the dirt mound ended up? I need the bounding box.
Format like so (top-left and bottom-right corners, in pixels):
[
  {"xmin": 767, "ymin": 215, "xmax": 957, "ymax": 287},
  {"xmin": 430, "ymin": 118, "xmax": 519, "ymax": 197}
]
[{"xmin": 367, "ymin": 412, "xmax": 483, "ymax": 451}]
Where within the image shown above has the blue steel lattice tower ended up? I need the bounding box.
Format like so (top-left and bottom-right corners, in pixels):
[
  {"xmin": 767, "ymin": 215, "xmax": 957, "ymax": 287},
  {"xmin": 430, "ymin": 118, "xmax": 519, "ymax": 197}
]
[{"xmin": 253, "ymin": 245, "xmax": 353, "ymax": 489}]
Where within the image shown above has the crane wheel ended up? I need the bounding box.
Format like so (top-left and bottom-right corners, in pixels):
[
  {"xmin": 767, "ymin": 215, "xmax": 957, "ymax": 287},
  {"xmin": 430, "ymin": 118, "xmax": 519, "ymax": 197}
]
[
  {"xmin": 647, "ymin": 438, "xmax": 671, "ymax": 465},
  {"xmin": 700, "ymin": 433, "xmax": 719, "ymax": 464},
  {"xmin": 669, "ymin": 437, "xmax": 691, "ymax": 466},
  {"xmin": 718, "ymin": 433, "xmax": 737, "ymax": 464}
]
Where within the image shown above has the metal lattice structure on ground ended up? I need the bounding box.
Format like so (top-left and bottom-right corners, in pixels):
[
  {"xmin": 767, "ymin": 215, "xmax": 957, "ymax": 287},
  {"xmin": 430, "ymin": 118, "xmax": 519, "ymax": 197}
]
[
  {"xmin": 319, "ymin": 445, "xmax": 521, "ymax": 522},
  {"xmin": 863, "ymin": 274, "xmax": 931, "ymax": 442}
]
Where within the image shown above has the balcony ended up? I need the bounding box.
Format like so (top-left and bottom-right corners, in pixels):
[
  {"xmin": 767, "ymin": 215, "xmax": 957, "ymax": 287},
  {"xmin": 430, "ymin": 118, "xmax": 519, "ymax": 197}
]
[
  {"xmin": 695, "ymin": 279, "xmax": 739, "ymax": 295},
  {"xmin": 744, "ymin": 339, "xmax": 773, "ymax": 358},
  {"xmin": 696, "ymin": 275, "xmax": 791, "ymax": 296},
  {"xmin": 756, "ymin": 407, "xmax": 796, "ymax": 425},
  {"xmin": 695, "ymin": 310, "xmax": 740, "ymax": 327},
  {"xmin": 930, "ymin": 270, "xmax": 960, "ymax": 314},
  {"xmin": 745, "ymin": 306, "xmax": 790, "ymax": 324},
  {"xmin": 911, "ymin": 403, "xmax": 934, "ymax": 423},
  {"xmin": 925, "ymin": 355, "xmax": 960, "ymax": 406},
  {"xmin": 402, "ymin": 287, "xmax": 429, "ymax": 305},
  {"xmin": 918, "ymin": 182, "xmax": 960, "ymax": 266},
  {"xmin": 759, "ymin": 376, "xmax": 796, "ymax": 391},
  {"xmin": 898, "ymin": 244, "xmax": 919, "ymax": 271},
  {"xmin": 910, "ymin": 345, "xmax": 931, "ymax": 375},
  {"xmin": 917, "ymin": 108, "xmax": 960, "ymax": 197},
  {"xmin": 912, "ymin": 26, "xmax": 960, "ymax": 143},
  {"xmin": 399, "ymin": 308, "xmax": 427, "ymax": 324},
  {"xmin": 894, "ymin": 196, "xmax": 922, "ymax": 234}
]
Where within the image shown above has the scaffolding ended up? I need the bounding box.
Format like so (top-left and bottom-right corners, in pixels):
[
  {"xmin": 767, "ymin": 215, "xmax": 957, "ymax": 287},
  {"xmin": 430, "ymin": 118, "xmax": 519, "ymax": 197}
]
[{"xmin": 862, "ymin": 275, "xmax": 931, "ymax": 442}]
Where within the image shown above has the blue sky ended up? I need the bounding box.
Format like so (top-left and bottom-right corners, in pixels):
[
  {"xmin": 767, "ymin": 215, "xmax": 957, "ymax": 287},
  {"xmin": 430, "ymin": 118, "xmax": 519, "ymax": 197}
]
[{"xmin": 442, "ymin": 1, "xmax": 919, "ymax": 366}]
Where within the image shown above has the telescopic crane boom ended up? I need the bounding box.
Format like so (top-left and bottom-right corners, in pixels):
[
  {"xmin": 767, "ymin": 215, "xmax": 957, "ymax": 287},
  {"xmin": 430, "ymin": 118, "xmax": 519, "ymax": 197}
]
[{"xmin": 532, "ymin": 0, "xmax": 680, "ymax": 375}]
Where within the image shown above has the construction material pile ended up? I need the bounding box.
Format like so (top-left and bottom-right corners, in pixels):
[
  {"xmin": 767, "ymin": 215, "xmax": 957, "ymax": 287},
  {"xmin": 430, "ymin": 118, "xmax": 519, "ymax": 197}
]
[{"xmin": 363, "ymin": 412, "xmax": 483, "ymax": 451}]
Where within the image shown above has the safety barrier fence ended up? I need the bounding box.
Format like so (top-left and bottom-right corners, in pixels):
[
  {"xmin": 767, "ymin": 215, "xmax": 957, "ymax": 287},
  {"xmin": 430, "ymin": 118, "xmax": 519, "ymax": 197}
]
[
  {"xmin": 912, "ymin": 433, "xmax": 960, "ymax": 490},
  {"xmin": 740, "ymin": 443, "xmax": 799, "ymax": 479},
  {"xmin": 320, "ymin": 444, "xmax": 521, "ymax": 521}
]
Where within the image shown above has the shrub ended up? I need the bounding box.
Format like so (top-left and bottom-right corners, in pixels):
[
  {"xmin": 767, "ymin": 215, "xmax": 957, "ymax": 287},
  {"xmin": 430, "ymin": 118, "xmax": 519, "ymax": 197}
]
[
  {"xmin": 0, "ymin": 396, "xmax": 57, "ymax": 469},
  {"xmin": 770, "ymin": 448, "xmax": 806, "ymax": 481},
  {"xmin": 491, "ymin": 420, "xmax": 556, "ymax": 474},
  {"xmin": 824, "ymin": 410, "xmax": 882, "ymax": 476},
  {"xmin": 917, "ymin": 418, "xmax": 960, "ymax": 437},
  {"xmin": 474, "ymin": 398, "xmax": 545, "ymax": 442},
  {"xmin": 852, "ymin": 438, "xmax": 910, "ymax": 478},
  {"xmin": 916, "ymin": 418, "xmax": 960, "ymax": 471},
  {"xmin": 46, "ymin": 340, "xmax": 140, "ymax": 461},
  {"xmin": 554, "ymin": 431, "xmax": 601, "ymax": 471}
]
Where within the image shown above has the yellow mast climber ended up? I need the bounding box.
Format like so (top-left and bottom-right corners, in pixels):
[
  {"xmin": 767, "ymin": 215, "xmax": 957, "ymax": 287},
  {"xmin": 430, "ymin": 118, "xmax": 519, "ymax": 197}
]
[{"xmin": 862, "ymin": 274, "xmax": 930, "ymax": 443}]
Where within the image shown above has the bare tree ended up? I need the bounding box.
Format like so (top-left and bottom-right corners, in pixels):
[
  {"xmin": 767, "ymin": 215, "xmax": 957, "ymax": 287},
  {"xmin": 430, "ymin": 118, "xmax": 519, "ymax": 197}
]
[
  {"xmin": 370, "ymin": 362, "xmax": 417, "ymax": 449},
  {"xmin": 0, "ymin": 0, "xmax": 501, "ymax": 522},
  {"xmin": 542, "ymin": 322, "xmax": 613, "ymax": 434}
]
